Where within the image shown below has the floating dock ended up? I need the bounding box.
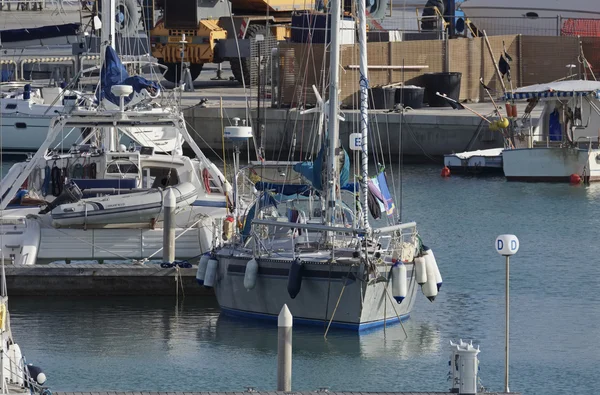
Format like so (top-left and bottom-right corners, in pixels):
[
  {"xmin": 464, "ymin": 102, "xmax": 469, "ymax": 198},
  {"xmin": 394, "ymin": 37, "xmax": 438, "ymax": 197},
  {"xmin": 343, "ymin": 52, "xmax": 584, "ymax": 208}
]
[{"xmin": 4, "ymin": 263, "xmax": 211, "ymax": 296}]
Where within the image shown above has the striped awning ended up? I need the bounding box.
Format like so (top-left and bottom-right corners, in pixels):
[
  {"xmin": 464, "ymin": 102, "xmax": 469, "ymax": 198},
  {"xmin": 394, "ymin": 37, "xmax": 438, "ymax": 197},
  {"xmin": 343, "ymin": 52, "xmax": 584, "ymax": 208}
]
[{"xmin": 504, "ymin": 80, "xmax": 600, "ymax": 101}]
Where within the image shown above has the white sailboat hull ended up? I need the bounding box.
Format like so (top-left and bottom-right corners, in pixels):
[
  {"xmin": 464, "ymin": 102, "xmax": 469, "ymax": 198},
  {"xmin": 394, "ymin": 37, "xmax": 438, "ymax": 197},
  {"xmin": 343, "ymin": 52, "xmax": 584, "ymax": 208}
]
[
  {"xmin": 1, "ymin": 114, "xmax": 79, "ymax": 151},
  {"xmin": 213, "ymin": 249, "xmax": 419, "ymax": 331},
  {"xmin": 503, "ymin": 147, "xmax": 600, "ymax": 182}
]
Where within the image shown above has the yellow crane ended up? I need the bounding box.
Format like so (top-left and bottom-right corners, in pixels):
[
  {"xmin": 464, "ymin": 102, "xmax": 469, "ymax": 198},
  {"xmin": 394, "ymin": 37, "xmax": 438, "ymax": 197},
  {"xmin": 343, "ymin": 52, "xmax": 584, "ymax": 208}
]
[{"xmin": 148, "ymin": 0, "xmax": 388, "ymax": 84}]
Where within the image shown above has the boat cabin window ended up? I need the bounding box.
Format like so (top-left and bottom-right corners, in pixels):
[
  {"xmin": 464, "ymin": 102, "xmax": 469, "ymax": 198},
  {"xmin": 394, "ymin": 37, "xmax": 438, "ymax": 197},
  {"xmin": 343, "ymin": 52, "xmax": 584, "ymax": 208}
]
[
  {"xmin": 5, "ymin": 104, "xmax": 16, "ymax": 110},
  {"xmin": 145, "ymin": 167, "xmax": 180, "ymax": 188},
  {"xmin": 106, "ymin": 163, "xmax": 139, "ymax": 174}
]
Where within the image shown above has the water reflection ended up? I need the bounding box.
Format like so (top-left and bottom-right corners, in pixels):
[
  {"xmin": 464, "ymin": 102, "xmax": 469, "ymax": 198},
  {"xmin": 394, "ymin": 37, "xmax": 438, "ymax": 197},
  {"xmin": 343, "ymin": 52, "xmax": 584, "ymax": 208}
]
[{"xmin": 210, "ymin": 313, "xmax": 441, "ymax": 360}]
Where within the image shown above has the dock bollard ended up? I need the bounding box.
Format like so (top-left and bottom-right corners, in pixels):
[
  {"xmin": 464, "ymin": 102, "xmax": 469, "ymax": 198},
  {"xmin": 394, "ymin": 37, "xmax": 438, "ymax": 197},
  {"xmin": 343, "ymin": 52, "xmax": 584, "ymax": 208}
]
[
  {"xmin": 163, "ymin": 188, "xmax": 176, "ymax": 264},
  {"xmin": 277, "ymin": 304, "xmax": 292, "ymax": 391}
]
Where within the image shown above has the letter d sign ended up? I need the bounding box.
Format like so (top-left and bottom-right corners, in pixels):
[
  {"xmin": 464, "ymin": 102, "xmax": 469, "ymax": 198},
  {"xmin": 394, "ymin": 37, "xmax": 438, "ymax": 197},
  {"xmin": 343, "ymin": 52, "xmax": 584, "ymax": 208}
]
[{"xmin": 495, "ymin": 234, "xmax": 519, "ymax": 256}]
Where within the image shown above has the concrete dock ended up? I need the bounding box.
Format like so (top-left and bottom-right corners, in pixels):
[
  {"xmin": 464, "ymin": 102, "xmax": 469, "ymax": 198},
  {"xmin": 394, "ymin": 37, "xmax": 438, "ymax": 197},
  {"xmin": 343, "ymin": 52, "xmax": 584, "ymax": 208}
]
[
  {"xmin": 4, "ymin": 263, "xmax": 212, "ymax": 296},
  {"xmin": 181, "ymin": 86, "xmax": 535, "ymax": 160}
]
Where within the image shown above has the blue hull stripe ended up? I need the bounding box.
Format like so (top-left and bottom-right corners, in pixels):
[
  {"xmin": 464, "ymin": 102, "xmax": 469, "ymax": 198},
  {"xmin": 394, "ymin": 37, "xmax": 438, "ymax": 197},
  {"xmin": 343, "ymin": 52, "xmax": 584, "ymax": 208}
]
[
  {"xmin": 192, "ymin": 200, "xmax": 227, "ymax": 208},
  {"xmin": 219, "ymin": 307, "xmax": 410, "ymax": 332}
]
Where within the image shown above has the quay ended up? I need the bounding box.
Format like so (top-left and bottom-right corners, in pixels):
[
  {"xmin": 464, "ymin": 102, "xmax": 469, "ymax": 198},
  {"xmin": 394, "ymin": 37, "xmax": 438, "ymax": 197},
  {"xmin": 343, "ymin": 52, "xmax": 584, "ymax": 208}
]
[
  {"xmin": 182, "ymin": 86, "xmax": 534, "ymax": 160},
  {"xmin": 4, "ymin": 263, "xmax": 212, "ymax": 296}
]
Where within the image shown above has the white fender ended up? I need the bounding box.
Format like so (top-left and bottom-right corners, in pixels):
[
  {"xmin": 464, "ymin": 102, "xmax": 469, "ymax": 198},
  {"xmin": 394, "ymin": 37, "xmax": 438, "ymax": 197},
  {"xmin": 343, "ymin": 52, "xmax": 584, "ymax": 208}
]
[
  {"xmin": 196, "ymin": 253, "xmax": 210, "ymax": 286},
  {"xmin": 391, "ymin": 262, "xmax": 407, "ymax": 303},
  {"xmin": 197, "ymin": 218, "xmax": 213, "ymax": 252},
  {"xmin": 422, "ymin": 256, "xmax": 438, "ymax": 302},
  {"xmin": 424, "ymin": 248, "xmax": 442, "ymax": 291},
  {"xmin": 20, "ymin": 219, "xmax": 40, "ymax": 265},
  {"xmin": 414, "ymin": 255, "xmax": 428, "ymax": 285},
  {"xmin": 9, "ymin": 343, "xmax": 23, "ymax": 385},
  {"xmin": 244, "ymin": 258, "xmax": 259, "ymax": 290},
  {"xmin": 204, "ymin": 258, "xmax": 218, "ymax": 288}
]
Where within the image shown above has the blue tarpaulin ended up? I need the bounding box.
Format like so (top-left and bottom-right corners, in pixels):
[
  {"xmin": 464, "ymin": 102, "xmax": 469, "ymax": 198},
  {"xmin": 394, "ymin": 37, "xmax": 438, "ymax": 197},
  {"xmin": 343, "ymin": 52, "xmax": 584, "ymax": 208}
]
[
  {"xmin": 0, "ymin": 23, "xmax": 79, "ymax": 43},
  {"xmin": 293, "ymin": 147, "xmax": 350, "ymax": 191},
  {"xmin": 98, "ymin": 46, "xmax": 159, "ymax": 106}
]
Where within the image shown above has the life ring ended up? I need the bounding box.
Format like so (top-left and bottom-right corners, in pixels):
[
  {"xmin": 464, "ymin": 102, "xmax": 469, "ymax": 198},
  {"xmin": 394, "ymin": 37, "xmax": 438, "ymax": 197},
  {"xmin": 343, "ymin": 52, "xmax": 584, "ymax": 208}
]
[{"xmin": 202, "ymin": 168, "xmax": 211, "ymax": 194}]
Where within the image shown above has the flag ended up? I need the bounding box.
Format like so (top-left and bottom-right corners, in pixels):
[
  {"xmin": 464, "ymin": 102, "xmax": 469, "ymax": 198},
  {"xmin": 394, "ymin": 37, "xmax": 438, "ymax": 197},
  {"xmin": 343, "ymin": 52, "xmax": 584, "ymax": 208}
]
[{"xmin": 499, "ymin": 55, "xmax": 511, "ymax": 82}]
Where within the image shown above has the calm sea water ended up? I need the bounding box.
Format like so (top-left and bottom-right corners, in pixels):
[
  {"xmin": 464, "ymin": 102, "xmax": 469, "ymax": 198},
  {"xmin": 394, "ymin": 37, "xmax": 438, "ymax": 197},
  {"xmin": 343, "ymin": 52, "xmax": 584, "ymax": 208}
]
[{"xmin": 2, "ymin": 157, "xmax": 599, "ymax": 394}]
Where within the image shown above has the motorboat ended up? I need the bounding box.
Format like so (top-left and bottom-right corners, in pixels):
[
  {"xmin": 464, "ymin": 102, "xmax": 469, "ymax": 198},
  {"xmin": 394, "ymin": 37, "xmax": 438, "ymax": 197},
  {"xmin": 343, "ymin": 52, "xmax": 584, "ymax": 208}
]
[
  {"xmin": 0, "ymin": 102, "xmax": 231, "ymax": 265},
  {"xmin": 444, "ymin": 148, "xmax": 504, "ymax": 174},
  {"xmin": 502, "ymin": 80, "xmax": 600, "ymax": 182}
]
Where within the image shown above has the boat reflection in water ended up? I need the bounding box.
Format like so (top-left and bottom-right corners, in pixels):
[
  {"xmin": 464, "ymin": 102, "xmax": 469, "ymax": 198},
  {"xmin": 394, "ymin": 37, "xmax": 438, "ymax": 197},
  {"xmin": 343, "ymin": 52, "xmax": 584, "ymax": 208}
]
[{"xmin": 208, "ymin": 314, "xmax": 441, "ymax": 360}]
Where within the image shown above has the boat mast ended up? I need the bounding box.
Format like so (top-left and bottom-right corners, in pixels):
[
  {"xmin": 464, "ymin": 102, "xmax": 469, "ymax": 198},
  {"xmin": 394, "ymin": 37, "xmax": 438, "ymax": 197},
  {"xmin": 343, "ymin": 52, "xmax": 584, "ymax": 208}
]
[
  {"xmin": 357, "ymin": 0, "xmax": 370, "ymax": 231},
  {"xmin": 326, "ymin": 0, "xmax": 341, "ymax": 227},
  {"xmin": 101, "ymin": 0, "xmax": 117, "ymax": 151},
  {"xmin": 101, "ymin": 0, "xmax": 116, "ymax": 51}
]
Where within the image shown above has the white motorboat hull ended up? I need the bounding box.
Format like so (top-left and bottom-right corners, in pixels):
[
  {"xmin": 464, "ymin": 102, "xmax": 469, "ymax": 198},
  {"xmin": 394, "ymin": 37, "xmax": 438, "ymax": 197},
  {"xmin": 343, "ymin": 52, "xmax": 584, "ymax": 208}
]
[
  {"xmin": 503, "ymin": 147, "xmax": 600, "ymax": 182},
  {"xmin": 444, "ymin": 148, "xmax": 504, "ymax": 174},
  {"xmin": 460, "ymin": 0, "xmax": 600, "ymax": 36},
  {"xmin": 213, "ymin": 249, "xmax": 419, "ymax": 331}
]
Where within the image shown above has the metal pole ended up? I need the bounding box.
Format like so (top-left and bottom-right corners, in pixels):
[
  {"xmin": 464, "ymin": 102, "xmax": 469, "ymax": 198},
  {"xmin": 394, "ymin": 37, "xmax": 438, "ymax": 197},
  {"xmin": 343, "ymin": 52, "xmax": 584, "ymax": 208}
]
[
  {"xmin": 163, "ymin": 188, "xmax": 176, "ymax": 264},
  {"xmin": 277, "ymin": 304, "xmax": 292, "ymax": 391},
  {"xmin": 257, "ymin": 40, "xmax": 261, "ymax": 134},
  {"xmin": 326, "ymin": 0, "xmax": 341, "ymax": 228},
  {"xmin": 357, "ymin": 0, "xmax": 370, "ymax": 231},
  {"xmin": 505, "ymin": 255, "xmax": 510, "ymax": 393}
]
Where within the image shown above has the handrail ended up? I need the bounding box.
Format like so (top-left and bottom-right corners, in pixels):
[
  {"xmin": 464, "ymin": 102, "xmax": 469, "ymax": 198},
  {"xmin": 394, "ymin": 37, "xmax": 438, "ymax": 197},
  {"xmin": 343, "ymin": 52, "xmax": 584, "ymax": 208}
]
[
  {"xmin": 252, "ymin": 219, "xmax": 417, "ymax": 236},
  {"xmin": 252, "ymin": 219, "xmax": 364, "ymax": 234},
  {"xmin": 372, "ymin": 222, "xmax": 417, "ymax": 235}
]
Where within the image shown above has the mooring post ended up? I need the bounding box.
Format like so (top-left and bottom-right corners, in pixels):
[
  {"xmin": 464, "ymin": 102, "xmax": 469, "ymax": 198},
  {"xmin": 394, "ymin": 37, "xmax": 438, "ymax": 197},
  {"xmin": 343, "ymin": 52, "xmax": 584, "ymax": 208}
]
[
  {"xmin": 163, "ymin": 188, "xmax": 176, "ymax": 264},
  {"xmin": 277, "ymin": 304, "xmax": 292, "ymax": 391},
  {"xmin": 495, "ymin": 234, "xmax": 520, "ymax": 393}
]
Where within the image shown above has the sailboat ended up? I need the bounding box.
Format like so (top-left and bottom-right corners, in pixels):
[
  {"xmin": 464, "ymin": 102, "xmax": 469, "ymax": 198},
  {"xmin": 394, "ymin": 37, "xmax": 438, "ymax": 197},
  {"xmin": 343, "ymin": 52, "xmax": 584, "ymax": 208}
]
[
  {"xmin": 203, "ymin": 0, "xmax": 442, "ymax": 331},
  {"xmin": 0, "ymin": 254, "xmax": 50, "ymax": 395}
]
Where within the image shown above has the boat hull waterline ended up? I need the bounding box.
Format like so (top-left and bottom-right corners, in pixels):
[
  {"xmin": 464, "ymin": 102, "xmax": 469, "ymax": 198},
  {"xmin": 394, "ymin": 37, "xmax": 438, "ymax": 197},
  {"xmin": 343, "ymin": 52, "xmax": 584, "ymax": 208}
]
[{"xmin": 213, "ymin": 253, "xmax": 418, "ymax": 331}]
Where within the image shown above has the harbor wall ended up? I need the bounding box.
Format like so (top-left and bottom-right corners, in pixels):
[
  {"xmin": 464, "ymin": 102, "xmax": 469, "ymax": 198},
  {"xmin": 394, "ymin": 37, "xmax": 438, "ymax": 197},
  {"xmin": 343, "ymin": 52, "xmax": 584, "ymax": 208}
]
[
  {"xmin": 276, "ymin": 35, "xmax": 600, "ymax": 106},
  {"xmin": 184, "ymin": 105, "xmax": 502, "ymax": 160}
]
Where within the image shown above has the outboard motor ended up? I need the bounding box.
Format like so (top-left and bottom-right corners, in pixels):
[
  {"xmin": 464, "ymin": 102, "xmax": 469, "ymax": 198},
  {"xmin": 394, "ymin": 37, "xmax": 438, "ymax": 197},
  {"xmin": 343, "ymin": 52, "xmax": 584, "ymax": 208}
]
[
  {"xmin": 39, "ymin": 182, "xmax": 83, "ymax": 214},
  {"xmin": 25, "ymin": 364, "xmax": 46, "ymax": 386}
]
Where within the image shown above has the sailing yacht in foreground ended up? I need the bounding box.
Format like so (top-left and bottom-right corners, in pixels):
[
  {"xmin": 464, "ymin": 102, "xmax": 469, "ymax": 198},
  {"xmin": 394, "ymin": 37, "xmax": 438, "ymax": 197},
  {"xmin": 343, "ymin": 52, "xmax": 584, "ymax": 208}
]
[
  {"xmin": 0, "ymin": 256, "xmax": 49, "ymax": 395},
  {"xmin": 199, "ymin": 0, "xmax": 442, "ymax": 331}
]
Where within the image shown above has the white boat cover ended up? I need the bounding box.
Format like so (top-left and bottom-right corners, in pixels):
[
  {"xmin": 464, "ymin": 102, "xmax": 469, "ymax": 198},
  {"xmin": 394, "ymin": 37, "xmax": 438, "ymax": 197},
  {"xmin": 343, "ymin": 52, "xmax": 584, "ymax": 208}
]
[
  {"xmin": 505, "ymin": 80, "xmax": 600, "ymax": 100},
  {"xmin": 445, "ymin": 148, "xmax": 504, "ymax": 159}
]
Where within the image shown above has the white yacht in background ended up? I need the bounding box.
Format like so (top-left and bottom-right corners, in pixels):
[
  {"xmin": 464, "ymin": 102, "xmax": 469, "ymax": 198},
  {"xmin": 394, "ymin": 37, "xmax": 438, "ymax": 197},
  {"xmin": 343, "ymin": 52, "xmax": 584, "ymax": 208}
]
[
  {"xmin": 460, "ymin": 0, "xmax": 600, "ymax": 36},
  {"xmin": 0, "ymin": 82, "xmax": 86, "ymax": 152},
  {"xmin": 503, "ymin": 80, "xmax": 600, "ymax": 182}
]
